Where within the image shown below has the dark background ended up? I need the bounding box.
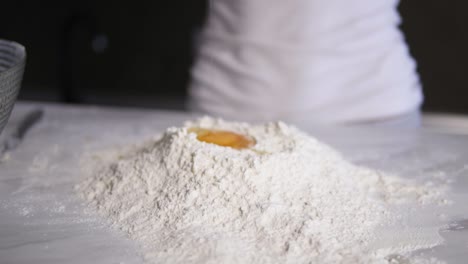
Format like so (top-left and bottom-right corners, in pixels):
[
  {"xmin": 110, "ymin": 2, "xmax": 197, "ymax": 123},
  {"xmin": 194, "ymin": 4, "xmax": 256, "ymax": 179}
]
[{"xmin": 1, "ymin": 1, "xmax": 467, "ymax": 114}]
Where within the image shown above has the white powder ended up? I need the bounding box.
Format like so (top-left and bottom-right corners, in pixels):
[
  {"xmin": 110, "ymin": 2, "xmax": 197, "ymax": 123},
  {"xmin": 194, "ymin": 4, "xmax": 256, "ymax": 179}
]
[{"xmin": 77, "ymin": 117, "xmax": 447, "ymax": 263}]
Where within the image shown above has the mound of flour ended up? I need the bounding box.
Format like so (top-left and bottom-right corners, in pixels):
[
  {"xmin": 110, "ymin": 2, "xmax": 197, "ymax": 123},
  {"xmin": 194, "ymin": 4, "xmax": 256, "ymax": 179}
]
[{"xmin": 77, "ymin": 117, "xmax": 446, "ymax": 263}]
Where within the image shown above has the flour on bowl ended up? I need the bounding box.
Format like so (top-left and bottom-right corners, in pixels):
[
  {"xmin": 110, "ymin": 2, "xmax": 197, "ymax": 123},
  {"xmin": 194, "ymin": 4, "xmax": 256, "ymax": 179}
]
[{"xmin": 77, "ymin": 117, "xmax": 448, "ymax": 264}]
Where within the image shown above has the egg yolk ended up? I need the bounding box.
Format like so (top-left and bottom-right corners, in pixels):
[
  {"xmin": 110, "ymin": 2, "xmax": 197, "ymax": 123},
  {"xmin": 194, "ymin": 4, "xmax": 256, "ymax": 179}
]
[{"xmin": 189, "ymin": 128, "xmax": 255, "ymax": 150}]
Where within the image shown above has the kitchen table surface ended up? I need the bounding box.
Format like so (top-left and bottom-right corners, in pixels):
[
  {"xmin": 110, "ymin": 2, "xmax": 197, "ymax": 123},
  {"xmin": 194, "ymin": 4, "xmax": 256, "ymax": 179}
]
[{"xmin": 1, "ymin": 102, "xmax": 468, "ymax": 264}]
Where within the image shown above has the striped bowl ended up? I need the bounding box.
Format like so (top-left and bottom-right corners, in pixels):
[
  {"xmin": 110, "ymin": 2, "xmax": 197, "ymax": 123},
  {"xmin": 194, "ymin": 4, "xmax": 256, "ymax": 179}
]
[{"xmin": 0, "ymin": 39, "xmax": 26, "ymax": 134}]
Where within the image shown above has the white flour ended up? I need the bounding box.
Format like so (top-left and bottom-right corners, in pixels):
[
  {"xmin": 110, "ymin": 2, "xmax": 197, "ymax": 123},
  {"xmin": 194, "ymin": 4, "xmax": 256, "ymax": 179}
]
[{"xmin": 77, "ymin": 117, "xmax": 447, "ymax": 263}]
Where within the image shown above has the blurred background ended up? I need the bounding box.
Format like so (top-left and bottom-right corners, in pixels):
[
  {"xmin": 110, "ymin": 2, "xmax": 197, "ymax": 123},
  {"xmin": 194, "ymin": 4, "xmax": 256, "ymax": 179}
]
[{"xmin": 1, "ymin": 1, "xmax": 467, "ymax": 114}]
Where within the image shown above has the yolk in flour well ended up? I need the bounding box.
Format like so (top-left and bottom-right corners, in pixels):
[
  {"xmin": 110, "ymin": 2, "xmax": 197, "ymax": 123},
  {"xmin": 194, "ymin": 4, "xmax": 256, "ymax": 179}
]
[{"xmin": 188, "ymin": 128, "xmax": 256, "ymax": 150}]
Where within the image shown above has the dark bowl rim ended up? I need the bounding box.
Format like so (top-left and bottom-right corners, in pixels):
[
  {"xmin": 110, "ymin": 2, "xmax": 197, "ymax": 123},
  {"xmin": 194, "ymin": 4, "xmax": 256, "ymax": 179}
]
[{"xmin": 0, "ymin": 39, "xmax": 27, "ymax": 76}]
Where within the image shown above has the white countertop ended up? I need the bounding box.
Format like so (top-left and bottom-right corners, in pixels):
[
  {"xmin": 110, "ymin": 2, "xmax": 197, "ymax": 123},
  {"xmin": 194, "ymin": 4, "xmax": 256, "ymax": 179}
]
[{"xmin": 1, "ymin": 102, "xmax": 468, "ymax": 263}]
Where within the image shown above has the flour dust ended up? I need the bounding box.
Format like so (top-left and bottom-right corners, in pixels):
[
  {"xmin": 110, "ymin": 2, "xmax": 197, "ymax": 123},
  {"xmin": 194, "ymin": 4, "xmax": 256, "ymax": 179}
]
[{"xmin": 77, "ymin": 117, "xmax": 449, "ymax": 264}]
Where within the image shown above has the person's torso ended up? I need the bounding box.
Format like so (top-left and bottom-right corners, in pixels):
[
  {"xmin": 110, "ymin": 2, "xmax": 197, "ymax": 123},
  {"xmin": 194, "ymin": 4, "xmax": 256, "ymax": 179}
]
[{"xmin": 190, "ymin": 0, "xmax": 422, "ymax": 124}]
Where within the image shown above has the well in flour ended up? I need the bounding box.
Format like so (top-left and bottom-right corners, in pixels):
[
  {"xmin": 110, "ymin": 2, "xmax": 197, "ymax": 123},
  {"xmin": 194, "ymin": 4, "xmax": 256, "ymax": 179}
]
[{"xmin": 77, "ymin": 117, "xmax": 447, "ymax": 264}]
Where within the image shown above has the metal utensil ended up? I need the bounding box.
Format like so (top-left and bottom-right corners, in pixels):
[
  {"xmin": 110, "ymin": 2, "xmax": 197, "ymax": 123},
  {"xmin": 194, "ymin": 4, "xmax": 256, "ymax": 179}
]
[{"xmin": 0, "ymin": 109, "xmax": 43, "ymax": 156}]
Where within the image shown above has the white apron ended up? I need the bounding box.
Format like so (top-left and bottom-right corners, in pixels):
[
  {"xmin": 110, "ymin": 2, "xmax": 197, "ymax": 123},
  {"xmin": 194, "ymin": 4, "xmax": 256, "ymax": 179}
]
[{"xmin": 189, "ymin": 0, "xmax": 422, "ymax": 124}]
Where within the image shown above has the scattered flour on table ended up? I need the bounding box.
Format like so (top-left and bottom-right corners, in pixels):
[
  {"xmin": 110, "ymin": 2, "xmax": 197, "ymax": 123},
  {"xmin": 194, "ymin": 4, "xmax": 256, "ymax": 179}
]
[{"xmin": 77, "ymin": 117, "xmax": 449, "ymax": 264}]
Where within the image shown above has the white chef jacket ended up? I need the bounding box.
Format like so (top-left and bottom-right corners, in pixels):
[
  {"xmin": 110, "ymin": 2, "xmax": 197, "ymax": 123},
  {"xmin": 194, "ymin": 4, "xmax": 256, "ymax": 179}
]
[{"xmin": 189, "ymin": 0, "xmax": 423, "ymax": 124}]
